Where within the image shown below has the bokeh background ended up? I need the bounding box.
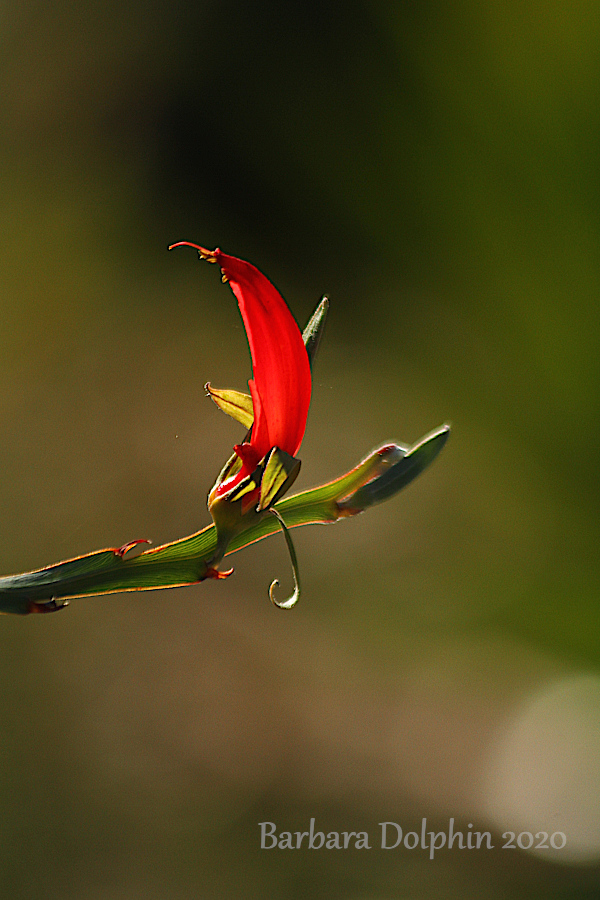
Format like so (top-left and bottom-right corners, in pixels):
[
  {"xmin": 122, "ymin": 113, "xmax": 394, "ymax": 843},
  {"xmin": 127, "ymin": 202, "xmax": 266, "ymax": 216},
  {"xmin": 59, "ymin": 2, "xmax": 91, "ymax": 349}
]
[{"xmin": 1, "ymin": 1, "xmax": 600, "ymax": 897}]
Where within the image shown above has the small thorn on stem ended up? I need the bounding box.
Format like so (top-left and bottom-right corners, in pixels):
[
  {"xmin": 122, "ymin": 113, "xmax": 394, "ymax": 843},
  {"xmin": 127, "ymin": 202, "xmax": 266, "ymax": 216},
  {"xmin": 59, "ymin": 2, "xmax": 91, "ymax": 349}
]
[
  {"xmin": 205, "ymin": 566, "xmax": 234, "ymax": 581},
  {"xmin": 28, "ymin": 598, "xmax": 69, "ymax": 614},
  {"xmin": 114, "ymin": 539, "xmax": 151, "ymax": 559}
]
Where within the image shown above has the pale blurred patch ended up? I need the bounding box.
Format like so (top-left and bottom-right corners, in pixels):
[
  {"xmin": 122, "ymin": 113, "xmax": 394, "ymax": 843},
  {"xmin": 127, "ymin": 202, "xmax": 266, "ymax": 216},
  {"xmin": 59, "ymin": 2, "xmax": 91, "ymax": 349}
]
[{"xmin": 483, "ymin": 673, "xmax": 600, "ymax": 864}]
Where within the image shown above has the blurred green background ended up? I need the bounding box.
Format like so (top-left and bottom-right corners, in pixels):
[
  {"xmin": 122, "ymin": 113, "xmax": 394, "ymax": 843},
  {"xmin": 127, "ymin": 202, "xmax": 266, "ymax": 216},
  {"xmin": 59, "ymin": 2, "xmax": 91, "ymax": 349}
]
[{"xmin": 1, "ymin": 1, "xmax": 600, "ymax": 897}]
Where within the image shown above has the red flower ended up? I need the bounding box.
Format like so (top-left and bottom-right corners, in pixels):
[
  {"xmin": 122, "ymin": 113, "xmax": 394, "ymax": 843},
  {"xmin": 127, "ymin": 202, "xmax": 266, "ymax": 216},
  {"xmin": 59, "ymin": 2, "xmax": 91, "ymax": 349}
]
[{"xmin": 169, "ymin": 244, "xmax": 312, "ymax": 498}]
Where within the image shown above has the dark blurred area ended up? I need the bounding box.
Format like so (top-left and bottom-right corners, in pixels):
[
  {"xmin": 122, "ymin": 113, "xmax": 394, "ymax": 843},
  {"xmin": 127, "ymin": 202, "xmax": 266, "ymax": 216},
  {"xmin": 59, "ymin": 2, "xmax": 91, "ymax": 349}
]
[{"xmin": 1, "ymin": 1, "xmax": 600, "ymax": 897}]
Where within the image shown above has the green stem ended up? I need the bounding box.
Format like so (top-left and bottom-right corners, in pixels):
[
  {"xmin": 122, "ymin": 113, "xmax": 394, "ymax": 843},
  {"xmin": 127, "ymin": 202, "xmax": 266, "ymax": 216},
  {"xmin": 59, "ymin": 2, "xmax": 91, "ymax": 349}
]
[{"xmin": 0, "ymin": 425, "xmax": 449, "ymax": 615}]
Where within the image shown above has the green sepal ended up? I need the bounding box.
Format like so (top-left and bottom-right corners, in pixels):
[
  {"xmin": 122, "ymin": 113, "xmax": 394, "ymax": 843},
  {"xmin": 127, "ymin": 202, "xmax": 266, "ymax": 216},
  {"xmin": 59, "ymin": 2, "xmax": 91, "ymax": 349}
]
[
  {"xmin": 206, "ymin": 383, "xmax": 254, "ymax": 429},
  {"xmin": 257, "ymin": 448, "xmax": 301, "ymax": 512},
  {"xmin": 227, "ymin": 475, "xmax": 259, "ymax": 503},
  {"xmin": 211, "ymin": 447, "xmax": 244, "ymax": 493}
]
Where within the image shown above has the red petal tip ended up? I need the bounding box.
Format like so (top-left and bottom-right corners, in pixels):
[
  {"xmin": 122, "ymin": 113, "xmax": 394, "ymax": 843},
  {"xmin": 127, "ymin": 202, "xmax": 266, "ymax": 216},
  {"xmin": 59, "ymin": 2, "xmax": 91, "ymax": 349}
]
[
  {"xmin": 216, "ymin": 252, "xmax": 312, "ymax": 463},
  {"xmin": 168, "ymin": 241, "xmax": 219, "ymax": 263}
]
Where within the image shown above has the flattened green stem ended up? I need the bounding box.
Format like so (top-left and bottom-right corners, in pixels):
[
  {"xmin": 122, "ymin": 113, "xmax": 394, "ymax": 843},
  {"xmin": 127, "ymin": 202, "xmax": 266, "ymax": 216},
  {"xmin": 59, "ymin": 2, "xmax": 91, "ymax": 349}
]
[{"xmin": 0, "ymin": 425, "xmax": 449, "ymax": 614}]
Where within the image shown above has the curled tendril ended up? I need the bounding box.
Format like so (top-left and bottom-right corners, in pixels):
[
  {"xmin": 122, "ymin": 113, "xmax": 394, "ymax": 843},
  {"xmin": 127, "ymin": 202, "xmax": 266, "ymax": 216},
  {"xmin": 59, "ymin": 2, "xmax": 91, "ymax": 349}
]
[{"xmin": 268, "ymin": 508, "xmax": 301, "ymax": 609}]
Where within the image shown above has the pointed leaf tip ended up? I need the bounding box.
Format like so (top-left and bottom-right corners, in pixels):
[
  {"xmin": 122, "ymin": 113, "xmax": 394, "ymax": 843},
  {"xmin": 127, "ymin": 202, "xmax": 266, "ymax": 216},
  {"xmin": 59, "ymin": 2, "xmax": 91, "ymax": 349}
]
[
  {"xmin": 206, "ymin": 383, "xmax": 255, "ymax": 429},
  {"xmin": 302, "ymin": 297, "xmax": 329, "ymax": 370}
]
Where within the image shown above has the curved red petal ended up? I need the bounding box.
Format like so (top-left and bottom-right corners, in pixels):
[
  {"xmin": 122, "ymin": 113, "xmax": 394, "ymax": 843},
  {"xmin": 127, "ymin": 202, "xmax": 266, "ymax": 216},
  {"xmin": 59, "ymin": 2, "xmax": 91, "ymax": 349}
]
[{"xmin": 216, "ymin": 250, "xmax": 311, "ymax": 461}]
